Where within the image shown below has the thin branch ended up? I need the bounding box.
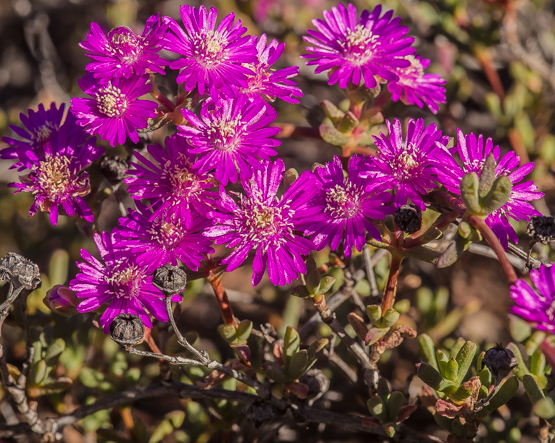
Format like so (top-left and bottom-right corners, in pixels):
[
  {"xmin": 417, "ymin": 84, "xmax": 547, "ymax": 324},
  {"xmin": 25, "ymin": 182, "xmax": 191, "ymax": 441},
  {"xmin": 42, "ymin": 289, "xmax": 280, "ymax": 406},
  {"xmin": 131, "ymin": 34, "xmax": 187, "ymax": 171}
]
[
  {"xmin": 468, "ymin": 243, "xmax": 539, "ymax": 272},
  {"xmin": 468, "ymin": 216, "xmax": 518, "ymax": 284},
  {"xmin": 363, "ymin": 246, "xmax": 380, "ymax": 298},
  {"xmin": 299, "ymin": 249, "xmax": 388, "ymax": 340},
  {"xmin": 0, "ymin": 382, "xmax": 442, "ymax": 442}
]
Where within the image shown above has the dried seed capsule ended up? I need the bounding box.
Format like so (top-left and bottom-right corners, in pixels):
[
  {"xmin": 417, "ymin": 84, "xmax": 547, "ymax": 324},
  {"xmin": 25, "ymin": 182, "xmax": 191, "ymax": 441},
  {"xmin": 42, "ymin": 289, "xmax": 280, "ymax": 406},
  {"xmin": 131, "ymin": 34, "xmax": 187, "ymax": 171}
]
[
  {"xmin": 109, "ymin": 313, "xmax": 145, "ymax": 346},
  {"xmin": 527, "ymin": 216, "xmax": 555, "ymax": 244},
  {"xmin": 99, "ymin": 155, "xmax": 129, "ymax": 185},
  {"xmin": 152, "ymin": 265, "xmax": 187, "ymax": 297},
  {"xmin": 394, "ymin": 205, "xmax": 422, "ymax": 235},
  {"xmin": 0, "ymin": 252, "xmax": 41, "ymax": 290},
  {"xmin": 481, "ymin": 343, "xmax": 517, "ymax": 380}
]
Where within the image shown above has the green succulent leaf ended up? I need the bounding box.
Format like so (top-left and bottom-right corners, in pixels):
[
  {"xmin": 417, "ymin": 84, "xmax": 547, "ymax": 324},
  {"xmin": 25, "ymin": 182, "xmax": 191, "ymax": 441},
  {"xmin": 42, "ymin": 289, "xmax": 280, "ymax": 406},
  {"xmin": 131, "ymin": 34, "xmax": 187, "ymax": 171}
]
[
  {"xmin": 318, "ymin": 276, "xmax": 336, "ymax": 294},
  {"xmin": 367, "ymin": 396, "xmax": 385, "ymax": 418},
  {"xmin": 306, "ymin": 338, "xmax": 328, "ymax": 370},
  {"xmin": 445, "ymin": 358, "xmax": 459, "ymax": 383},
  {"xmin": 477, "ymin": 376, "xmax": 519, "ymax": 418},
  {"xmin": 320, "ymin": 125, "xmax": 349, "ymax": 147},
  {"xmin": 454, "ymin": 341, "xmax": 477, "ymax": 385},
  {"xmin": 533, "ymin": 397, "xmax": 555, "ymax": 419},
  {"xmin": 387, "ymin": 392, "xmax": 404, "ymax": 422},
  {"xmin": 480, "ymin": 176, "xmax": 513, "ymax": 215},
  {"xmin": 283, "ymin": 326, "xmax": 300, "ymax": 371},
  {"xmin": 287, "ymin": 350, "xmax": 308, "ymax": 381},
  {"xmin": 460, "ymin": 172, "xmax": 481, "ymax": 214},
  {"xmin": 507, "ymin": 314, "xmax": 533, "ymax": 343},
  {"xmin": 236, "ymin": 320, "xmax": 253, "ymax": 344},
  {"xmin": 418, "ymin": 334, "xmax": 439, "ymax": 370},
  {"xmin": 523, "ymin": 374, "xmax": 545, "ymax": 404},
  {"xmin": 417, "ymin": 363, "xmax": 455, "ymax": 392}
]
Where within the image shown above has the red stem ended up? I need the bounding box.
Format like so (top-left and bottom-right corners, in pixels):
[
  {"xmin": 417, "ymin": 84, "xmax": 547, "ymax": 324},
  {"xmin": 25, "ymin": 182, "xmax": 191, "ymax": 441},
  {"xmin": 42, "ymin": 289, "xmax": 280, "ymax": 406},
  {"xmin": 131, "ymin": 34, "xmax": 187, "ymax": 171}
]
[
  {"xmin": 149, "ymin": 74, "xmax": 175, "ymax": 112},
  {"xmin": 468, "ymin": 215, "xmax": 517, "ymax": 284},
  {"xmin": 381, "ymin": 254, "xmax": 403, "ymax": 313},
  {"xmin": 540, "ymin": 339, "xmax": 555, "ymax": 370},
  {"xmin": 208, "ymin": 275, "xmax": 239, "ymax": 330}
]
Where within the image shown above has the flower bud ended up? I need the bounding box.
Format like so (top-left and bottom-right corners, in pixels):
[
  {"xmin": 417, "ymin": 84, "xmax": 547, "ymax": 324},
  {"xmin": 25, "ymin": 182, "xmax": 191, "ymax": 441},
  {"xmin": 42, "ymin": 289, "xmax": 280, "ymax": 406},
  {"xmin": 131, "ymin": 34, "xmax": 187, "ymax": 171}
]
[
  {"xmin": 152, "ymin": 265, "xmax": 187, "ymax": 297},
  {"xmin": 109, "ymin": 313, "xmax": 144, "ymax": 346},
  {"xmin": 527, "ymin": 216, "xmax": 555, "ymax": 244},
  {"xmin": 0, "ymin": 252, "xmax": 41, "ymax": 290},
  {"xmin": 394, "ymin": 205, "xmax": 422, "ymax": 235},
  {"xmin": 100, "ymin": 156, "xmax": 129, "ymax": 185},
  {"xmin": 481, "ymin": 344, "xmax": 517, "ymax": 380},
  {"xmin": 43, "ymin": 285, "xmax": 79, "ymax": 317}
]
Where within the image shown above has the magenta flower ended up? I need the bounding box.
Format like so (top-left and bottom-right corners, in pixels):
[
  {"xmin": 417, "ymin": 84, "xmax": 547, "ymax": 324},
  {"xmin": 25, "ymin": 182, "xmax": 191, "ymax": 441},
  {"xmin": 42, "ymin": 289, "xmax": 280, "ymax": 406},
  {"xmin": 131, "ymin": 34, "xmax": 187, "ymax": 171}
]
[
  {"xmin": 179, "ymin": 96, "xmax": 280, "ymax": 185},
  {"xmin": 388, "ymin": 55, "xmax": 446, "ymax": 114},
  {"xmin": 361, "ymin": 118, "xmax": 451, "ymax": 210},
  {"xmin": 8, "ymin": 128, "xmax": 103, "ymax": 226},
  {"xmin": 162, "ymin": 5, "xmax": 257, "ymax": 96},
  {"xmin": 441, "ymin": 130, "xmax": 543, "ymax": 250},
  {"xmin": 205, "ymin": 159, "xmax": 317, "ymax": 286},
  {"xmin": 70, "ymin": 230, "xmax": 175, "ymax": 332},
  {"xmin": 511, "ymin": 265, "xmax": 555, "ymax": 333},
  {"xmin": 117, "ymin": 203, "xmax": 214, "ymax": 273},
  {"xmin": 2, "ymin": 103, "xmax": 89, "ymax": 171},
  {"xmin": 80, "ymin": 14, "xmax": 168, "ymax": 81},
  {"xmin": 237, "ymin": 34, "xmax": 303, "ymax": 103},
  {"xmin": 302, "ymin": 155, "xmax": 394, "ymax": 258},
  {"xmin": 302, "ymin": 3, "xmax": 414, "ymax": 89},
  {"xmin": 125, "ymin": 135, "xmax": 217, "ymax": 225},
  {"xmin": 71, "ymin": 74, "xmax": 158, "ymax": 147}
]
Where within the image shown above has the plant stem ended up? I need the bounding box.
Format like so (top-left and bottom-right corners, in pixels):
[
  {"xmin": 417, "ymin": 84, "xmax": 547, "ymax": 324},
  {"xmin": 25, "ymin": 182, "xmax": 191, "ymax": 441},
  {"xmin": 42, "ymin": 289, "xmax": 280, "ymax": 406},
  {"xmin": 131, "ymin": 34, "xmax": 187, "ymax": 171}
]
[
  {"xmin": 381, "ymin": 254, "xmax": 403, "ymax": 313},
  {"xmin": 149, "ymin": 74, "xmax": 175, "ymax": 112},
  {"xmin": 540, "ymin": 339, "xmax": 555, "ymax": 370},
  {"xmin": 468, "ymin": 216, "xmax": 517, "ymax": 284},
  {"xmin": 207, "ymin": 275, "xmax": 238, "ymax": 330}
]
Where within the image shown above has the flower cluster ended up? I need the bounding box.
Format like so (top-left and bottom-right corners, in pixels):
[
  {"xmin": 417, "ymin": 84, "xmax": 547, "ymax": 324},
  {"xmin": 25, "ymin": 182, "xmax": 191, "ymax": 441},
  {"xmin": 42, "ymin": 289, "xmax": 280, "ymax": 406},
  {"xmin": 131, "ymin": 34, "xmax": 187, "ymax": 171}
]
[
  {"xmin": 303, "ymin": 3, "xmax": 446, "ymax": 113},
  {"xmin": 1, "ymin": 2, "xmax": 545, "ymax": 335}
]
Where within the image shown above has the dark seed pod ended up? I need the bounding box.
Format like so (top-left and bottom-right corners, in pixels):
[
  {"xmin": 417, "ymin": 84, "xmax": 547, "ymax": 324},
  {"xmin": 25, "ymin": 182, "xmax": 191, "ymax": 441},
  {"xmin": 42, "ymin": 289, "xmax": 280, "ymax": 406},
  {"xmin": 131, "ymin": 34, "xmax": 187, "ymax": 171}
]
[
  {"xmin": 394, "ymin": 205, "xmax": 422, "ymax": 235},
  {"xmin": 527, "ymin": 216, "xmax": 555, "ymax": 244},
  {"xmin": 109, "ymin": 314, "xmax": 145, "ymax": 346},
  {"xmin": 0, "ymin": 252, "xmax": 41, "ymax": 290},
  {"xmin": 100, "ymin": 156, "xmax": 129, "ymax": 185},
  {"xmin": 481, "ymin": 343, "xmax": 517, "ymax": 380},
  {"xmin": 153, "ymin": 265, "xmax": 187, "ymax": 298}
]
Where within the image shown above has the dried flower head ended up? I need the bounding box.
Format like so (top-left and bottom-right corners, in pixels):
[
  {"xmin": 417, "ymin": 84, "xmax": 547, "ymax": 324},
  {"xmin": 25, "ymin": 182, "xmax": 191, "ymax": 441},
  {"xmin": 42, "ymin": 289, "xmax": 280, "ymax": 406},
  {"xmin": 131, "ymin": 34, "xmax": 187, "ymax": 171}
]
[
  {"xmin": 527, "ymin": 216, "xmax": 555, "ymax": 245},
  {"xmin": 152, "ymin": 265, "xmax": 188, "ymax": 297},
  {"xmin": 394, "ymin": 204, "xmax": 422, "ymax": 234},
  {"xmin": 109, "ymin": 313, "xmax": 145, "ymax": 346}
]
